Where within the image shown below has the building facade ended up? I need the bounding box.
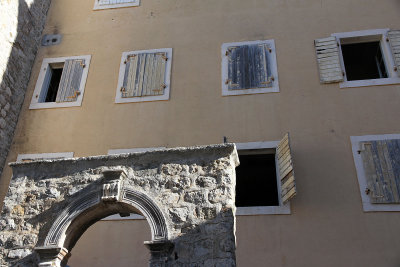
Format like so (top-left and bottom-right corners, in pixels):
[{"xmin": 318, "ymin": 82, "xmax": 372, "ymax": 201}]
[{"xmin": 1, "ymin": 0, "xmax": 400, "ymax": 266}]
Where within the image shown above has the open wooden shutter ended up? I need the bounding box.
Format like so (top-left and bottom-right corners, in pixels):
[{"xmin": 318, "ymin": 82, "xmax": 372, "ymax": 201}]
[
  {"xmin": 360, "ymin": 140, "xmax": 400, "ymax": 204},
  {"xmin": 227, "ymin": 44, "xmax": 272, "ymax": 90},
  {"xmin": 122, "ymin": 52, "xmax": 167, "ymax": 98},
  {"xmin": 277, "ymin": 133, "xmax": 296, "ymax": 204},
  {"xmin": 314, "ymin": 36, "xmax": 343, "ymax": 83},
  {"xmin": 55, "ymin": 59, "xmax": 85, "ymax": 102},
  {"xmin": 388, "ymin": 30, "xmax": 400, "ymax": 74},
  {"xmin": 38, "ymin": 67, "xmax": 53, "ymax": 103}
]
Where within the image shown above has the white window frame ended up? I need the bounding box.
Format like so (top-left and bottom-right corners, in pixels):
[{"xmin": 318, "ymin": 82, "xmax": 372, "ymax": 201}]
[
  {"xmin": 332, "ymin": 29, "xmax": 400, "ymax": 88},
  {"xmin": 115, "ymin": 48, "xmax": 172, "ymax": 103},
  {"xmin": 93, "ymin": 0, "xmax": 140, "ymax": 10},
  {"xmin": 29, "ymin": 55, "xmax": 91, "ymax": 110},
  {"xmin": 351, "ymin": 134, "xmax": 400, "ymax": 212},
  {"xmin": 235, "ymin": 141, "xmax": 290, "ymax": 215},
  {"xmin": 16, "ymin": 152, "xmax": 74, "ymax": 162},
  {"xmin": 221, "ymin": 40, "xmax": 279, "ymax": 96}
]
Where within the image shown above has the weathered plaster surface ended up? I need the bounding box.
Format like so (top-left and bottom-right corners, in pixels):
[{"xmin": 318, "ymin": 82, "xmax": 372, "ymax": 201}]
[
  {"xmin": 0, "ymin": 144, "xmax": 239, "ymax": 266},
  {"xmin": 0, "ymin": 0, "xmax": 51, "ymax": 178}
]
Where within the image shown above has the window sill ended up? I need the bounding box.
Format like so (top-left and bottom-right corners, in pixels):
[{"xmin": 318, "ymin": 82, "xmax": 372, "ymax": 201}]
[
  {"xmin": 340, "ymin": 77, "xmax": 400, "ymax": 88},
  {"xmin": 236, "ymin": 205, "xmax": 290, "ymax": 215},
  {"xmin": 29, "ymin": 101, "xmax": 83, "ymax": 110},
  {"xmin": 361, "ymin": 202, "xmax": 400, "ymax": 212},
  {"xmin": 93, "ymin": 0, "xmax": 140, "ymax": 10},
  {"xmin": 115, "ymin": 94, "xmax": 169, "ymax": 104},
  {"xmin": 222, "ymin": 86, "xmax": 279, "ymax": 96}
]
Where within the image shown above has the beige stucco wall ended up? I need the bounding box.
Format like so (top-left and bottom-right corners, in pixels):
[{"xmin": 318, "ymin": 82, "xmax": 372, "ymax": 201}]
[{"xmin": 2, "ymin": 0, "xmax": 400, "ymax": 266}]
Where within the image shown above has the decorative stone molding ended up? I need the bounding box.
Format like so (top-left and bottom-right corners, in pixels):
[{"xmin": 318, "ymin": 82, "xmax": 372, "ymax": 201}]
[
  {"xmin": 101, "ymin": 169, "xmax": 126, "ymax": 202},
  {"xmin": 0, "ymin": 144, "xmax": 239, "ymax": 266},
  {"xmin": 35, "ymin": 246, "xmax": 70, "ymax": 267}
]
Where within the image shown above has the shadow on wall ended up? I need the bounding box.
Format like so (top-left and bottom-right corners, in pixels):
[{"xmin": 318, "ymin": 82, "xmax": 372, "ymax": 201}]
[{"xmin": 0, "ymin": 0, "xmax": 51, "ymax": 200}]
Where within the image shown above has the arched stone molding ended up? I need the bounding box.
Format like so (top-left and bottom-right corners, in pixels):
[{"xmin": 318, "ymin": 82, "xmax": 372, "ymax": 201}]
[
  {"xmin": 2, "ymin": 144, "xmax": 238, "ymax": 266},
  {"xmin": 35, "ymin": 169, "xmax": 170, "ymax": 267}
]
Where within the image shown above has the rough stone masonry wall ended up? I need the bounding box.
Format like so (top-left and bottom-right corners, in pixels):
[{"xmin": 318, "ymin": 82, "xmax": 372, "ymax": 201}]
[
  {"xmin": 0, "ymin": 144, "xmax": 239, "ymax": 266},
  {"xmin": 0, "ymin": 0, "xmax": 51, "ymax": 177}
]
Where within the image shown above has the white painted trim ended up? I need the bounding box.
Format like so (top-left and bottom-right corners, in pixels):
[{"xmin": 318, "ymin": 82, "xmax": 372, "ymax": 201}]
[
  {"xmin": 102, "ymin": 214, "xmax": 145, "ymax": 220},
  {"xmin": 93, "ymin": 0, "xmax": 140, "ymax": 10},
  {"xmin": 235, "ymin": 141, "xmax": 291, "ymax": 215},
  {"xmin": 108, "ymin": 147, "xmax": 166, "ymax": 155},
  {"xmin": 29, "ymin": 55, "xmax": 91, "ymax": 110},
  {"xmin": 16, "ymin": 152, "xmax": 74, "ymax": 162},
  {"xmin": 339, "ymin": 77, "xmax": 400, "ymax": 88},
  {"xmin": 236, "ymin": 206, "xmax": 290, "ymax": 215},
  {"xmin": 332, "ymin": 28, "xmax": 390, "ymax": 39},
  {"xmin": 221, "ymin": 40, "xmax": 280, "ymax": 96},
  {"xmin": 235, "ymin": 141, "xmax": 280, "ymax": 150},
  {"xmin": 115, "ymin": 48, "xmax": 172, "ymax": 103},
  {"xmin": 331, "ymin": 29, "xmax": 400, "ymax": 88},
  {"xmin": 350, "ymin": 134, "xmax": 400, "ymax": 212}
]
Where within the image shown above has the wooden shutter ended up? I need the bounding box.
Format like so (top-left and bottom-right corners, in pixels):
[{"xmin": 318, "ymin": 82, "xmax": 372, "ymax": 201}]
[
  {"xmin": 314, "ymin": 36, "xmax": 343, "ymax": 83},
  {"xmin": 277, "ymin": 133, "xmax": 296, "ymax": 204},
  {"xmin": 360, "ymin": 139, "xmax": 400, "ymax": 204},
  {"xmin": 227, "ymin": 44, "xmax": 272, "ymax": 90},
  {"xmin": 38, "ymin": 67, "xmax": 53, "ymax": 102},
  {"xmin": 388, "ymin": 30, "xmax": 400, "ymax": 74},
  {"xmin": 55, "ymin": 59, "xmax": 85, "ymax": 102},
  {"xmin": 122, "ymin": 52, "xmax": 167, "ymax": 98}
]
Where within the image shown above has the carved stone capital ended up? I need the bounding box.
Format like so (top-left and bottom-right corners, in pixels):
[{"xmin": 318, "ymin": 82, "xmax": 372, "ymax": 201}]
[
  {"xmin": 101, "ymin": 168, "xmax": 127, "ymax": 202},
  {"xmin": 144, "ymin": 240, "xmax": 174, "ymax": 266},
  {"xmin": 35, "ymin": 246, "xmax": 70, "ymax": 267}
]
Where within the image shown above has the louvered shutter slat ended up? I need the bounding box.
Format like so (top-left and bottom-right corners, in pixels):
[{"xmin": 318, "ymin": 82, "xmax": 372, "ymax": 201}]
[
  {"xmin": 277, "ymin": 133, "xmax": 297, "ymax": 204},
  {"xmin": 360, "ymin": 140, "xmax": 400, "ymax": 203},
  {"xmin": 155, "ymin": 53, "xmax": 166, "ymax": 95},
  {"xmin": 123, "ymin": 55, "xmax": 139, "ymax": 98},
  {"xmin": 389, "ymin": 140, "xmax": 400, "ymax": 198},
  {"xmin": 142, "ymin": 53, "xmax": 151, "ymax": 96},
  {"xmin": 55, "ymin": 59, "xmax": 84, "ymax": 102},
  {"xmin": 388, "ymin": 30, "xmax": 400, "ymax": 74},
  {"xmin": 314, "ymin": 36, "xmax": 343, "ymax": 83}
]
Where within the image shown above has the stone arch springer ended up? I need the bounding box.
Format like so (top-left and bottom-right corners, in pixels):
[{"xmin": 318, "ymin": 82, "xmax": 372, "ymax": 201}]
[{"xmin": 34, "ymin": 168, "xmax": 172, "ymax": 267}]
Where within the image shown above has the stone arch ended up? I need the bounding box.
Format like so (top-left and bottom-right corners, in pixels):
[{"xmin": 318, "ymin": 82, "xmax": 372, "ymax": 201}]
[{"xmin": 34, "ymin": 169, "xmax": 172, "ymax": 267}]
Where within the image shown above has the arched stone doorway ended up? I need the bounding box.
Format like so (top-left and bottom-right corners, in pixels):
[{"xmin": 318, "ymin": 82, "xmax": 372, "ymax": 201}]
[
  {"xmin": 35, "ymin": 169, "xmax": 172, "ymax": 267},
  {"xmin": 0, "ymin": 145, "xmax": 238, "ymax": 266}
]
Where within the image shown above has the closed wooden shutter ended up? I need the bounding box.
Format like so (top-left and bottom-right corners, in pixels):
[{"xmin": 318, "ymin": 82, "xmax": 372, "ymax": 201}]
[
  {"xmin": 122, "ymin": 52, "xmax": 167, "ymax": 98},
  {"xmin": 388, "ymin": 30, "xmax": 400, "ymax": 74},
  {"xmin": 360, "ymin": 139, "xmax": 400, "ymax": 204},
  {"xmin": 55, "ymin": 59, "xmax": 85, "ymax": 102},
  {"xmin": 314, "ymin": 36, "xmax": 343, "ymax": 83},
  {"xmin": 277, "ymin": 133, "xmax": 296, "ymax": 204},
  {"xmin": 227, "ymin": 44, "xmax": 272, "ymax": 90}
]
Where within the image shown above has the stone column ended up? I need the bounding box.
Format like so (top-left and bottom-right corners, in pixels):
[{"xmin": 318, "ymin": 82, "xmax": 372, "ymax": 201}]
[
  {"xmin": 144, "ymin": 240, "xmax": 174, "ymax": 267},
  {"xmin": 35, "ymin": 246, "xmax": 70, "ymax": 267}
]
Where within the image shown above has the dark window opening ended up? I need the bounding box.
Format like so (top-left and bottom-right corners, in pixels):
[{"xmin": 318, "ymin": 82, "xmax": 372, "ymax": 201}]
[
  {"xmin": 45, "ymin": 67, "xmax": 63, "ymax": 102},
  {"xmin": 235, "ymin": 153, "xmax": 279, "ymax": 207},
  {"xmin": 341, "ymin": 41, "xmax": 388, "ymax": 81}
]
